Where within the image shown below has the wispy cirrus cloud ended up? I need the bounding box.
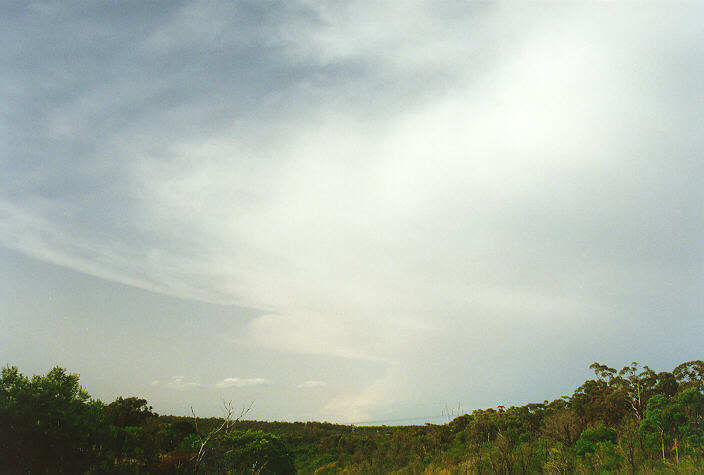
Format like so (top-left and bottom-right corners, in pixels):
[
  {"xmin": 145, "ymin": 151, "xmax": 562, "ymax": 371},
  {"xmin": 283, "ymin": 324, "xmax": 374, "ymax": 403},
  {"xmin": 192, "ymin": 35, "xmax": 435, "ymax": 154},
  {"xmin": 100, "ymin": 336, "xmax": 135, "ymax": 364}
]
[{"xmin": 2, "ymin": 1, "xmax": 703, "ymax": 422}]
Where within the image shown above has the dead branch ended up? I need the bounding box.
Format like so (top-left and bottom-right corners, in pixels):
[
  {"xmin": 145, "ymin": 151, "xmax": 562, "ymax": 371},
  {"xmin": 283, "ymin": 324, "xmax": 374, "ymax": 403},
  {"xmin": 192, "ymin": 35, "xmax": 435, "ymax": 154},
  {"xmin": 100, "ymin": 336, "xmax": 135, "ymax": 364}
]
[{"xmin": 190, "ymin": 400, "xmax": 253, "ymax": 470}]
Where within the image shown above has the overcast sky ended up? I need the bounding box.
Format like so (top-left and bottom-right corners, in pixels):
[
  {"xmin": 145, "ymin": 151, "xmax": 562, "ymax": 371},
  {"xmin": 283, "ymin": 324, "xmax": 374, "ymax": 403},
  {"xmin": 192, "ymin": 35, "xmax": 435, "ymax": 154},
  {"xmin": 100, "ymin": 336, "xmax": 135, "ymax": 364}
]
[{"xmin": 2, "ymin": 1, "xmax": 703, "ymax": 424}]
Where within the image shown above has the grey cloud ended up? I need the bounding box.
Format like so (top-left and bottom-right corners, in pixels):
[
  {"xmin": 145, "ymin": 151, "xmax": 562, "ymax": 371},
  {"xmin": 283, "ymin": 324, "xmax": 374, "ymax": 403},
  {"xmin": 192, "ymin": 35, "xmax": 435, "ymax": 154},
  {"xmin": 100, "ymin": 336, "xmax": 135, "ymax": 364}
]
[{"xmin": 2, "ymin": 1, "xmax": 703, "ymax": 421}]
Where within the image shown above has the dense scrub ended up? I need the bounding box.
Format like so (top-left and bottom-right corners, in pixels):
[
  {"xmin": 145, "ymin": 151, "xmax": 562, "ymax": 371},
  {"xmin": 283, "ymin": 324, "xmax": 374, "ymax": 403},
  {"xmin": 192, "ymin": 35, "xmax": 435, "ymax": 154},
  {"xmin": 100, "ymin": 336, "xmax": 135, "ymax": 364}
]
[
  {"xmin": 1, "ymin": 360, "xmax": 702, "ymax": 473},
  {"xmin": 0, "ymin": 366, "xmax": 294, "ymax": 474}
]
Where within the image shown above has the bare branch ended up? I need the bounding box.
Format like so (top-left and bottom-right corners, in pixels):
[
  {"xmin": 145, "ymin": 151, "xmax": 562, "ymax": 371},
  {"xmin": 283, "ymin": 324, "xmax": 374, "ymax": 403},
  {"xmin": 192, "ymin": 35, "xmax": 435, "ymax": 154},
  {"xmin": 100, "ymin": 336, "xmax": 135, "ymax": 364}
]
[{"xmin": 190, "ymin": 400, "xmax": 254, "ymax": 470}]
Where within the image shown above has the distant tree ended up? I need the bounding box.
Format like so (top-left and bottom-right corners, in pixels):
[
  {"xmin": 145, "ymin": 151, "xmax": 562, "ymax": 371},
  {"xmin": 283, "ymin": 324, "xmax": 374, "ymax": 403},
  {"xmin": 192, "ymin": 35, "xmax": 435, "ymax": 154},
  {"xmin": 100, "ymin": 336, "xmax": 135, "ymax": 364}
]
[
  {"xmin": 572, "ymin": 363, "xmax": 630, "ymax": 427},
  {"xmin": 674, "ymin": 360, "xmax": 704, "ymax": 392},
  {"xmin": 618, "ymin": 362, "xmax": 657, "ymax": 421},
  {"xmin": 448, "ymin": 413, "xmax": 471, "ymax": 434},
  {"xmin": 1, "ymin": 359, "xmax": 702, "ymax": 474},
  {"xmin": 159, "ymin": 420, "xmax": 197, "ymax": 452},
  {"xmin": 103, "ymin": 396, "xmax": 158, "ymax": 466},
  {"xmin": 217, "ymin": 429, "xmax": 296, "ymax": 474},
  {"xmin": 104, "ymin": 395, "xmax": 159, "ymax": 466},
  {"xmin": 654, "ymin": 371, "xmax": 679, "ymax": 398},
  {"xmin": 105, "ymin": 396, "xmax": 156, "ymax": 427},
  {"xmin": 464, "ymin": 409, "xmax": 499, "ymax": 444}
]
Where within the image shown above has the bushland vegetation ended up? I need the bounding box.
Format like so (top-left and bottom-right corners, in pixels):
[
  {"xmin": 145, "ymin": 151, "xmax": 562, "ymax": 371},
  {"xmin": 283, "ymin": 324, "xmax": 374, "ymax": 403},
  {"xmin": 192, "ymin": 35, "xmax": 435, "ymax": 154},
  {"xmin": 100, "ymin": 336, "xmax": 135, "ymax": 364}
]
[{"xmin": 1, "ymin": 360, "xmax": 702, "ymax": 473}]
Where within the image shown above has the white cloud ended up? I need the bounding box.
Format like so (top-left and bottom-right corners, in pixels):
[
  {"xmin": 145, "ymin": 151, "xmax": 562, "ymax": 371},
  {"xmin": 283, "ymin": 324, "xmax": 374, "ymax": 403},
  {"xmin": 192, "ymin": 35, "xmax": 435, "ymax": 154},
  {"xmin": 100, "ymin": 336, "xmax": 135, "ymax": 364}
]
[
  {"xmin": 2, "ymin": 1, "xmax": 703, "ymax": 421},
  {"xmin": 150, "ymin": 376, "xmax": 271, "ymax": 391},
  {"xmin": 215, "ymin": 378, "xmax": 271, "ymax": 389},
  {"xmin": 163, "ymin": 376, "xmax": 202, "ymax": 391}
]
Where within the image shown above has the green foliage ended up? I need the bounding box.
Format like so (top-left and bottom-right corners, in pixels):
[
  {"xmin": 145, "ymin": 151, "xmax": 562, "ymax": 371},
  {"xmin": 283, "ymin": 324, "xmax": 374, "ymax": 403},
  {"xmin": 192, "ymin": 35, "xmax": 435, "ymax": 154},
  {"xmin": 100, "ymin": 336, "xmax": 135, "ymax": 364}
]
[
  {"xmin": 217, "ymin": 429, "xmax": 296, "ymax": 474},
  {"xmin": 639, "ymin": 393, "xmax": 684, "ymax": 460},
  {"xmin": 582, "ymin": 440, "xmax": 623, "ymax": 472},
  {"xmin": 105, "ymin": 396, "xmax": 156, "ymax": 427},
  {"xmin": 674, "ymin": 360, "xmax": 704, "ymax": 392},
  {"xmin": 0, "ymin": 365, "xmax": 107, "ymax": 473},
  {"xmin": 158, "ymin": 420, "xmax": 197, "ymax": 452},
  {"xmin": 104, "ymin": 396, "xmax": 159, "ymax": 467},
  {"xmin": 678, "ymin": 387, "xmax": 704, "ymax": 448},
  {"xmin": 1, "ymin": 359, "xmax": 703, "ymax": 473},
  {"xmin": 575, "ymin": 425, "xmax": 617, "ymax": 455}
]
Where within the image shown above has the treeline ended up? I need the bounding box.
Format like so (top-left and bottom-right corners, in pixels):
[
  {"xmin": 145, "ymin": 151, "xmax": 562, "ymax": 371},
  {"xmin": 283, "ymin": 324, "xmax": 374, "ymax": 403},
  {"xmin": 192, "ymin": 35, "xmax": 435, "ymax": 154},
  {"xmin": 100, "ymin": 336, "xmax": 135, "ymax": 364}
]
[
  {"xmin": 0, "ymin": 366, "xmax": 294, "ymax": 473},
  {"xmin": 1, "ymin": 360, "xmax": 703, "ymax": 473}
]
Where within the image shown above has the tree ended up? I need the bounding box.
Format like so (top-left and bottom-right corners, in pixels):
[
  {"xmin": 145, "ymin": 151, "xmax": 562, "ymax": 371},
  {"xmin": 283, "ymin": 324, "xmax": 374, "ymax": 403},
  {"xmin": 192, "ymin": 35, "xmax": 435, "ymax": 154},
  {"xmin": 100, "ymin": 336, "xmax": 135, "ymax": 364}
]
[
  {"xmin": 0, "ymin": 365, "xmax": 107, "ymax": 473},
  {"xmin": 104, "ymin": 396, "xmax": 158, "ymax": 465},
  {"xmin": 575, "ymin": 425, "xmax": 617, "ymax": 456},
  {"xmin": 218, "ymin": 429, "xmax": 296, "ymax": 474},
  {"xmin": 676, "ymin": 388, "xmax": 704, "ymax": 453},
  {"xmin": 105, "ymin": 396, "xmax": 156, "ymax": 427},
  {"xmin": 618, "ymin": 362, "xmax": 657, "ymax": 421},
  {"xmin": 542, "ymin": 408, "xmax": 581, "ymax": 446},
  {"xmin": 674, "ymin": 360, "xmax": 704, "ymax": 392},
  {"xmin": 654, "ymin": 371, "xmax": 679, "ymax": 398},
  {"xmin": 572, "ymin": 363, "xmax": 628, "ymax": 427},
  {"xmin": 190, "ymin": 400, "xmax": 252, "ymax": 470},
  {"xmin": 639, "ymin": 394, "xmax": 684, "ymax": 463}
]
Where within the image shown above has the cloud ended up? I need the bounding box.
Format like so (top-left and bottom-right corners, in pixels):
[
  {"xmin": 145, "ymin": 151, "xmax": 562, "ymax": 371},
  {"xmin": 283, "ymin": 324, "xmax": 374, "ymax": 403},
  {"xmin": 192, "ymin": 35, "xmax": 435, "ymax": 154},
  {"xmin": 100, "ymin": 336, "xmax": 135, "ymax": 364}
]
[
  {"xmin": 151, "ymin": 376, "xmax": 271, "ymax": 391},
  {"xmin": 298, "ymin": 380, "xmax": 327, "ymax": 389},
  {"xmin": 215, "ymin": 377, "xmax": 271, "ymax": 389},
  {"xmin": 152, "ymin": 376, "xmax": 203, "ymax": 391},
  {"xmin": 2, "ymin": 1, "xmax": 703, "ymax": 421}
]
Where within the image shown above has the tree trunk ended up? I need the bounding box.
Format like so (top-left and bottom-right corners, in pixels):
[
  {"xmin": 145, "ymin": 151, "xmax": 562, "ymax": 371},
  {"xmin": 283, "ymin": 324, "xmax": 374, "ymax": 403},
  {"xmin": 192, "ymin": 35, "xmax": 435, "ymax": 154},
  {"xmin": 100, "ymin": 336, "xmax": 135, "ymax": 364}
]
[
  {"xmin": 660, "ymin": 430, "xmax": 665, "ymax": 464},
  {"xmin": 674, "ymin": 438, "xmax": 679, "ymax": 465}
]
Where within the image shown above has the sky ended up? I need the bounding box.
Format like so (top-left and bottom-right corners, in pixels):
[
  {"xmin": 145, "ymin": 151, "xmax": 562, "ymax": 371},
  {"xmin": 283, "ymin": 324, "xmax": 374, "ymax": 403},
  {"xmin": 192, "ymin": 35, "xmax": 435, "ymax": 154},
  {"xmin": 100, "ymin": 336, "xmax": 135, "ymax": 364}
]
[{"xmin": 1, "ymin": 1, "xmax": 703, "ymax": 424}]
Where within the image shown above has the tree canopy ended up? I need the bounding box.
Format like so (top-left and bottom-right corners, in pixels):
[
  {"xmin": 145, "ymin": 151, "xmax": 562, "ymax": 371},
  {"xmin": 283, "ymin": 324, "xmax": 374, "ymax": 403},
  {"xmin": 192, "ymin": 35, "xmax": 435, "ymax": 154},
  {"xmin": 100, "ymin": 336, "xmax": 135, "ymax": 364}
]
[{"xmin": 1, "ymin": 360, "xmax": 703, "ymax": 473}]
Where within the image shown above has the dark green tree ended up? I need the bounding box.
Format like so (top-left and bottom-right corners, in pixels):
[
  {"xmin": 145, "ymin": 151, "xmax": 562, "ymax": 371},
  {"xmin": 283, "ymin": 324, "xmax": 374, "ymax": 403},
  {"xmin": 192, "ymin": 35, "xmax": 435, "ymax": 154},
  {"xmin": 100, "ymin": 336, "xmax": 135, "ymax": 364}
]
[
  {"xmin": 676, "ymin": 388, "xmax": 704, "ymax": 454},
  {"xmin": 105, "ymin": 396, "xmax": 156, "ymax": 427},
  {"xmin": 575, "ymin": 425, "xmax": 617, "ymax": 456},
  {"xmin": 104, "ymin": 396, "xmax": 158, "ymax": 466},
  {"xmin": 0, "ymin": 365, "xmax": 108, "ymax": 473},
  {"xmin": 639, "ymin": 394, "xmax": 684, "ymax": 463},
  {"xmin": 218, "ymin": 429, "xmax": 297, "ymax": 474}
]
